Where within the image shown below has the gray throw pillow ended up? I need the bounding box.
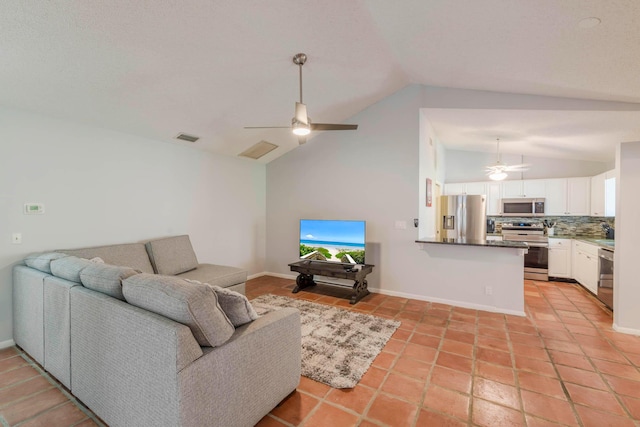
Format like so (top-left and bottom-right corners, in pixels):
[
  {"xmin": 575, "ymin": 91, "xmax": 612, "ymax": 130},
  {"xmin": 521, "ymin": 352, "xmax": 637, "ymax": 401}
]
[
  {"xmin": 145, "ymin": 235, "xmax": 198, "ymax": 275},
  {"xmin": 123, "ymin": 274, "xmax": 234, "ymax": 347},
  {"xmin": 80, "ymin": 263, "xmax": 140, "ymax": 300},
  {"xmin": 186, "ymin": 279, "xmax": 258, "ymax": 327},
  {"xmin": 50, "ymin": 256, "xmax": 94, "ymax": 283},
  {"xmin": 24, "ymin": 252, "xmax": 68, "ymax": 273}
]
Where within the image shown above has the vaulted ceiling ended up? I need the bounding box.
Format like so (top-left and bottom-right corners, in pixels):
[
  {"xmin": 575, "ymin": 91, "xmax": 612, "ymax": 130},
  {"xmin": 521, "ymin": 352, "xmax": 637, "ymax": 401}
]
[{"xmin": 3, "ymin": 1, "xmax": 640, "ymax": 162}]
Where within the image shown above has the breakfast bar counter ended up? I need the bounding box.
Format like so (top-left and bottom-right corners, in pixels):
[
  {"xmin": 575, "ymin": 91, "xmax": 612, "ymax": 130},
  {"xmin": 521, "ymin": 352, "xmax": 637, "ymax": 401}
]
[
  {"xmin": 415, "ymin": 238, "xmax": 528, "ymax": 249},
  {"xmin": 414, "ymin": 237, "xmax": 527, "ymax": 316}
]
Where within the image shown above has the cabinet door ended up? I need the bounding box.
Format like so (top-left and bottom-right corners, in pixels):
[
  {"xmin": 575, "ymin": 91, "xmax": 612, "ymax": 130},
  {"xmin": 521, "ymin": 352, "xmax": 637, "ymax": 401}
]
[
  {"xmin": 567, "ymin": 177, "xmax": 590, "ymax": 216},
  {"xmin": 590, "ymin": 173, "xmax": 605, "ymax": 216},
  {"xmin": 605, "ymin": 177, "xmax": 616, "ymax": 217},
  {"xmin": 584, "ymin": 252, "xmax": 599, "ymax": 294},
  {"xmin": 502, "ymin": 181, "xmax": 524, "ymax": 198},
  {"xmin": 523, "ymin": 180, "xmax": 546, "ymax": 198},
  {"xmin": 486, "ymin": 182, "xmax": 502, "ymax": 215},
  {"xmin": 545, "ymin": 179, "xmax": 568, "ymax": 215},
  {"xmin": 444, "ymin": 183, "xmax": 465, "ymax": 195},
  {"xmin": 464, "ymin": 182, "xmax": 487, "ymax": 195},
  {"xmin": 549, "ymin": 239, "xmax": 572, "ymax": 278}
]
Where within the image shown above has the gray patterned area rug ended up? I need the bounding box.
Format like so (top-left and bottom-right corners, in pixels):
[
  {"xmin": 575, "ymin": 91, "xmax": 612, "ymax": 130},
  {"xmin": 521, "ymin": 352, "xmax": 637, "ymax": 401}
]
[{"xmin": 251, "ymin": 294, "xmax": 400, "ymax": 389}]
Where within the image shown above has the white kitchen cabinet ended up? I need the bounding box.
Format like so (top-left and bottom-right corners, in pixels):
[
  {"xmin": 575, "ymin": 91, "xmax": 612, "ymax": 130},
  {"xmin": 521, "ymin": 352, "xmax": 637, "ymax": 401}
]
[
  {"xmin": 548, "ymin": 238, "xmax": 572, "ymax": 278},
  {"xmin": 573, "ymin": 240, "xmax": 599, "ymax": 294},
  {"xmin": 605, "ymin": 177, "xmax": 615, "ymax": 217},
  {"xmin": 486, "ymin": 182, "xmax": 502, "ymax": 215},
  {"xmin": 443, "ymin": 182, "xmax": 501, "ymax": 215},
  {"xmin": 591, "ymin": 172, "xmax": 606, "ymax": 216},
  {"xmin": 567, "ymin": 177, "xmax": 591, "ymax": 216},
  {"xmin": 443, "ymin": 183, "xmax": 465, "ymax": 195},
  {"xmin": 501, "ymin": 179, "xmax": 545, "ymax": 198},
  {"xmin": 545, "ymin": 177, "xmax": 590, "ymax": 216}
]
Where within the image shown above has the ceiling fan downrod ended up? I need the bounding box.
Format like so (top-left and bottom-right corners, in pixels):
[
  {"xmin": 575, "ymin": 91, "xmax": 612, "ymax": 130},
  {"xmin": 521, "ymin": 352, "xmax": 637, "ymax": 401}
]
[{"xmin": 293, "ymin": 53, "xmax": 307, "ymax": 104}]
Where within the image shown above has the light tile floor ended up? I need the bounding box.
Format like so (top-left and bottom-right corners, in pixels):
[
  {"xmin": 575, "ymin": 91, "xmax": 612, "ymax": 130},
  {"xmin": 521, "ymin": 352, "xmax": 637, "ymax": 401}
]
[{"xmin": 2, "ymin": 276, "xmax": 640, "ymax": 426}]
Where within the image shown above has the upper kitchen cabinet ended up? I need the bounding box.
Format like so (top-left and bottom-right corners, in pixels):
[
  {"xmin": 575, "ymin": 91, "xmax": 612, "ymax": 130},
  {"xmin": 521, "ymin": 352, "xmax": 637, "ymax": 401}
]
[
  {"xmin": 545, "ymin": 177, "xmax": 591, "ymax": 216},
  {"xmin": 442, "ymin": 182, "xmax": 501, "ymax": 215},
  {"xmin": 501, "ymin": 179, "xmax": 546, "ymax": 198},
  {"xmin": 443, "ymin": 182, "xmax": 487, "ymax": 195},
  {"xmin": 591, "ymin": 169, "xmax": 616, "ymax": 217}
]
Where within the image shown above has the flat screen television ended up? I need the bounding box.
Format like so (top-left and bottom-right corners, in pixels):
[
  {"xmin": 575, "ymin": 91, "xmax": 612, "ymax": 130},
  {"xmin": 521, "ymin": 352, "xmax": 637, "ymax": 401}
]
[{"xmin": 299, "ymin": 219, "xmax": 366, "ymax": 264}]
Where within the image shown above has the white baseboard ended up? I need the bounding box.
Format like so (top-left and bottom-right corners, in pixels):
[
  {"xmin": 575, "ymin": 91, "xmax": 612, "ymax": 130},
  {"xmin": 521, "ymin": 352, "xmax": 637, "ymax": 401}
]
[
  {"xmin": 263, "ymin": 272, "xmax": 297, "ymax": 280},
  {"xmin": 247, "ymin": 272, "xmax": 267, "ymax": 280},
  {"xmin": 254, "ymin": 273, "xmax": 525, "ymax": 317},
  {"xmin": 613, "ymin": 323, "xmax": 640, "ymax": 336},
  {"xmin": 368, "ymin": 287, "xmax": 526, "ymax": 317},
  {"xmin": 0, "ymin": 339, "xmax": 15, "ymax": 350}
]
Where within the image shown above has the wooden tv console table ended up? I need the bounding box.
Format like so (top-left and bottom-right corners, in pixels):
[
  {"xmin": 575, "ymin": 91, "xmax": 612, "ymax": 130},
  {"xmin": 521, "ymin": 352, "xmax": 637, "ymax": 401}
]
[{"xmin": 288, "ymin": 260, "xmax": 375, "ymax": 304}]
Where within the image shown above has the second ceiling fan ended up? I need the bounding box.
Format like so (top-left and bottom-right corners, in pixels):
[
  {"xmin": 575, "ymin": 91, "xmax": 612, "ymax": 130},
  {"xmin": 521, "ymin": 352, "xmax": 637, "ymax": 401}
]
[{"xmin": 245, "ymin": 53, "xmax": 358, "ymax": 145}]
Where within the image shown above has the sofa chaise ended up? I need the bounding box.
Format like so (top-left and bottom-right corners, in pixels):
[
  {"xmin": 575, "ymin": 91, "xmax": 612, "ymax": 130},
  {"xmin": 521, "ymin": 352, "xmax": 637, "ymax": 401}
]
[{"xmin": 12, "ymin": 235, "xmax": 301, "ymax": 427}]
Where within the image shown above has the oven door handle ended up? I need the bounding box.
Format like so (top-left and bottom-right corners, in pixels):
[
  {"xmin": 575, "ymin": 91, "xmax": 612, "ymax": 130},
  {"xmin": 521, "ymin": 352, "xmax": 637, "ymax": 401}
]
[{"xmin": 525, "ymin": 243, "xmax": 549, "ymax": 248}]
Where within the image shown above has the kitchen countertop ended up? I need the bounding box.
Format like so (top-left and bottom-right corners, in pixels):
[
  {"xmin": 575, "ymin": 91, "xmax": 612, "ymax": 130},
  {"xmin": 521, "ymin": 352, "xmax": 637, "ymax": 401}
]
[
  {"xmin": 416, "ymin": 238, "xmax": 528, "ymax": 249},
  {"xmin": 549, "ymin": 235, "xmax": 615, "ymax": 250}
]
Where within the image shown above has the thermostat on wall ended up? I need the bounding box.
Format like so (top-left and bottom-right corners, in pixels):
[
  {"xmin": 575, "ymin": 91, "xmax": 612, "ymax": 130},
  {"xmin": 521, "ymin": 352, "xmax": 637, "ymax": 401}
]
[{"xmin": 24, "ymin": 203, "xmax": 45, "ymax": 215}]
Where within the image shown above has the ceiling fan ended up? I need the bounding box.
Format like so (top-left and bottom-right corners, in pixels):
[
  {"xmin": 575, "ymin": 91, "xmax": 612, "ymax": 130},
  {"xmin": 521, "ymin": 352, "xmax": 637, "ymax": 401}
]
[
  {"xmin": 244, "ymin": 53, "xmax": 358, "ymax": 145},
  {"xmin": 485, "ymin": 138, "xmax": 530, "ymax": 181}
]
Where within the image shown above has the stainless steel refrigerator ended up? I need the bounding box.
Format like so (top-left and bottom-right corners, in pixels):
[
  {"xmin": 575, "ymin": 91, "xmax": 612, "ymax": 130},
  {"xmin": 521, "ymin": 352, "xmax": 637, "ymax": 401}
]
[{"xmin": 437, "ymin": 195, "xmax": 487, "ymax": 241}]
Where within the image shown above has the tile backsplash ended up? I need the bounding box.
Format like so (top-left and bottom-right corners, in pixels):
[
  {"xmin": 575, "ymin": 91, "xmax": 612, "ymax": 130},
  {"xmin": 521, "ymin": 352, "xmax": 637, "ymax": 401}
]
[{"xmin": 489, "ymin": 216, "xmax": 615, "ymax": 237}]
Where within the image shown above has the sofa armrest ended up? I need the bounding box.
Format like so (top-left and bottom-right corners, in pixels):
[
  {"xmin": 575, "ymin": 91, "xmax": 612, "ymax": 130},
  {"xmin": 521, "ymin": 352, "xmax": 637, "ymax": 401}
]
[
  {"xmin": 178, "ymin": 308, "xmax": 301, "ymax": 427},
  {"xmin": 70, "ymin": 286, "xmax": 203, "ymax": 427}
]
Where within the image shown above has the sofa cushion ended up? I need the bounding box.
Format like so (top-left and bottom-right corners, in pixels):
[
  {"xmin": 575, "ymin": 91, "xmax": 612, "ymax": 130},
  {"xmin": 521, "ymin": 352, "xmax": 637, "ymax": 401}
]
[
  {"xmin": 24, "ymin": 252, "xmax": 68, "ymax": 274},
  {"xmin": 80, "ymin": 263, "xmax": 140, "ymax": 300},
  {"xmin": 122, "ymin": 274, "xmax": 234, "ymax": 347},
  {"xmin": 50, "ymin": 256, "xmax": 94, "ymax": 283},
  {"xmin": 58, "ymin": 243, "xmax": 154, "ymax": 273},
  {"xmin": 177, "ymin": 264, "xmax": 247, "ymax": 290},
  {"xmin": 145, "ymin": 235, "xmax": 198, "ymax": 275},
  {"xmin": 185, "ymin": 280, "xmax": 258, "ymax": 327}
]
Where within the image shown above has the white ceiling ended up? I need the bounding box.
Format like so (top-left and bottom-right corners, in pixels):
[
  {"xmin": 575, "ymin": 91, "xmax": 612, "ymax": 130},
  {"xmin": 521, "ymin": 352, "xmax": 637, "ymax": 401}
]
[
  {"xmin": 424, "ymin": 109, "xmax": 640, "ymax": 162},
  {"xmin": 2, "ymin": 1, "xmax": 640, "ymax": 163}
]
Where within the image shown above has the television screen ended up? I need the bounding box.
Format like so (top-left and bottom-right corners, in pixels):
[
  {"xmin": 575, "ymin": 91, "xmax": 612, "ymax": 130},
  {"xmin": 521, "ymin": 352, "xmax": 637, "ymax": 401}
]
[{"xmin": 299, "ymin": 219, "xmax": 366, "ymax": 264}]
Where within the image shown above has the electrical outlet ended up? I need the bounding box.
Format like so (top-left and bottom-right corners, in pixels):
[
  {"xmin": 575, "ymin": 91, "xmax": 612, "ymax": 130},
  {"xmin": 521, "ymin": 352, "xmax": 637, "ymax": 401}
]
[
  {"xmin": 485, "ymin": 286, "xmax": 493, "ymax": 295},
  {"xmin": 12, "ymin": 233, "xmax": 22, "ymax": 244},
  {"xmin": 394, "ymin": 220, "xmax": 407, "ymax": 230}
]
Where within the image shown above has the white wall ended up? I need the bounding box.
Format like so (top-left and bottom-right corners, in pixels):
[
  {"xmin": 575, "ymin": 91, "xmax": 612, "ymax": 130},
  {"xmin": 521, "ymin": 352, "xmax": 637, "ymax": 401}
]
[
  {"xmin": 0, "ymin": 108, "xmax": 266, "ymax": 345},
  {"xmin": 418, "ymin": 113, "xmax": 446, "ymax": 238},
  {"xmin": 265, "ymin": 84, "xmax": 640, "ymax": 312},
  {"xmin": 444, "ymin": 149, "xmax": 610, "ymax": 183},
  {"xmin": 613, "ymin": 141, "xmax": 640, "ymax": 334}
]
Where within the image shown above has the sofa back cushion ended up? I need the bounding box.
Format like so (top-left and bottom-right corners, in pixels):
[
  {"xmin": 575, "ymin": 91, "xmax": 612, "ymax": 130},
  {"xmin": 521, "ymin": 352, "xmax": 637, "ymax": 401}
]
[
  {"xmin": 50, "ymin": 256, "xmax": 94, "ymax": 283},
  {"xmin": 59, "ymin": 243, "xmax": 154, "ymax": 274},
  {"xmin": 24, "ymin": 252, "xmax": 68, "ymax": 274},
  {"xmin": 145, "ymin": 235, "xmax": 198, "ymax": 275},
  {"xmin": 122, "ymin": 274, "xmax": 234, "ymax": 347},
  {"xmin": 80, "ymin": 263, "xmax": 140, "ymax": 300}
]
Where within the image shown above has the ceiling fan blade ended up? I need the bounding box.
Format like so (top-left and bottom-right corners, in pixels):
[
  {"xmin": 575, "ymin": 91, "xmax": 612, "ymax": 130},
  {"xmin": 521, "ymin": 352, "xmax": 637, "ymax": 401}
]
[
  {"xmin": 295, "ymin": 102, "xmax": 308, "ymax": 125},
  {"xmin": 310, "ymin": 123, "xmax": 358, "ymax": 131},
  {"xmin": 244, "ymin": 126, "xmax": 290, "ymax": 129},
  {"xmin": 297, "ymin": 136, "xmax": 307, "ymax": 145}
]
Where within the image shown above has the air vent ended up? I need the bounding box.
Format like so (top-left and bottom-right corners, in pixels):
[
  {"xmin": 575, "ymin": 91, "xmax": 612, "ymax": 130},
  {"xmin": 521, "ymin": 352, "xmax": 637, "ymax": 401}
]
[
  {"xmin": 238, "ymin": 140, "xmax": 278, "ymax": 160},
  {"xmin": 175, "ymin": 133, "xmax": 200, "ymax": 143}
]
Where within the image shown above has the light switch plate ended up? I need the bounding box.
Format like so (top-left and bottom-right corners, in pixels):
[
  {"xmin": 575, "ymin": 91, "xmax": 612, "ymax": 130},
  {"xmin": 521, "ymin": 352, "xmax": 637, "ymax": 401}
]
[
  {"xmin": 394, "ymin": 220, "xmax": 407, "ymax": 230},
  {"xmin": 24, "ymin": 203, "xmax": 45, "ymax": 214},
  {"xmin": 12, "ymin": 233, "xmax": 22, "ymax": 244}
]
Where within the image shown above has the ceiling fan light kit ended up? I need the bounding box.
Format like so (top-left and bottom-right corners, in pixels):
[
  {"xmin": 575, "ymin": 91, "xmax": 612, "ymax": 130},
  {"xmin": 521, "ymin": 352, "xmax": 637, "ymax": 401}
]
[
  {"xmin": 244, "ymin": 53, "xmax": 358, "ymax": 145},
  {"xmin": 484, "ymin": 138, "xmax": 530, "ymax": 181}
]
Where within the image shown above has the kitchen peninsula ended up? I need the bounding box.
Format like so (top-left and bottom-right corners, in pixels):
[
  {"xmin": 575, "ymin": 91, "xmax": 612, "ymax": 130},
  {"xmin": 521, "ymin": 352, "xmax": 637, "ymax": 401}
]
[{"xmin": 415, "ymin": 238, "xmax": 528, "ymax": 316}]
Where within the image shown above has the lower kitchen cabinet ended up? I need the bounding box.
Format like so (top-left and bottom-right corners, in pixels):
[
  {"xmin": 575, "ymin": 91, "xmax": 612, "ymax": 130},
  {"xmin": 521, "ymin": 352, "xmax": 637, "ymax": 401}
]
[
  {"xmin": 548, "ymin": 238, "xmax": 572, "ymax": 278},
  {"xmin": 573, "ymin": 240, "xmax": 599, "ymax": 294}
]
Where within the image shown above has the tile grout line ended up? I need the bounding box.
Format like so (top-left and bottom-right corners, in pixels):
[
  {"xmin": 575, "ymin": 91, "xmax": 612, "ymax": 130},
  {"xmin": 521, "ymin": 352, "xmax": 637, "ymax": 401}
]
[
  {"xmin": 555, "ymin": 282, "xmax": 638, "ymax": 421},
  {"xmin": 533, "ymin": 280, "xmax": 590, "ymax": 426}
]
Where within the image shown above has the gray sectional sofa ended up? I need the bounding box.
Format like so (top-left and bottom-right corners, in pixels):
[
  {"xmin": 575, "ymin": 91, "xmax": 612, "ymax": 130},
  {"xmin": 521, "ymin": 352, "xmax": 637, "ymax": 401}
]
[{"xmin": 12, "ymin": 235, "xmax": 301, "ymax": 427}]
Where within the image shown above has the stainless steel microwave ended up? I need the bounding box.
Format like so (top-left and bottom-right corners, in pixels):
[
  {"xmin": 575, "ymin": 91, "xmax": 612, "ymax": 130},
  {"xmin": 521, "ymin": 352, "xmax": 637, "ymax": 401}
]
[{"xmin": 501, "ymin": 198, "xmax": 545, "ymax": 217}]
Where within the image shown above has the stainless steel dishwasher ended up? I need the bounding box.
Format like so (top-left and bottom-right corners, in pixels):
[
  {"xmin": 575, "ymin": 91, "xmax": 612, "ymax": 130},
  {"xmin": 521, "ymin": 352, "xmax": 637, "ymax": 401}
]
[{"xmin": 598, "ymin": 248, "xmax": 614, "ymax": 310}]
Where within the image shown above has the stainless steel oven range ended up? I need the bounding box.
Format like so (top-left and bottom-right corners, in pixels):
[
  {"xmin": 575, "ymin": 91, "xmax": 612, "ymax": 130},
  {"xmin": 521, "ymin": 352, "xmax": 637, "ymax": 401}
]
[{"xmin": 502, "ymin": 222, "xmax": 549, "ymax": 281}]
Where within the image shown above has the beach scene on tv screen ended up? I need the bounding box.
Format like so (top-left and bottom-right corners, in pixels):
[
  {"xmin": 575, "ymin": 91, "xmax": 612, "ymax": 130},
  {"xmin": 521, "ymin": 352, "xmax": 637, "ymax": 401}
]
[{"xmin": 299, "ymin": 219, "xmax": 365, "ymax": 264}]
